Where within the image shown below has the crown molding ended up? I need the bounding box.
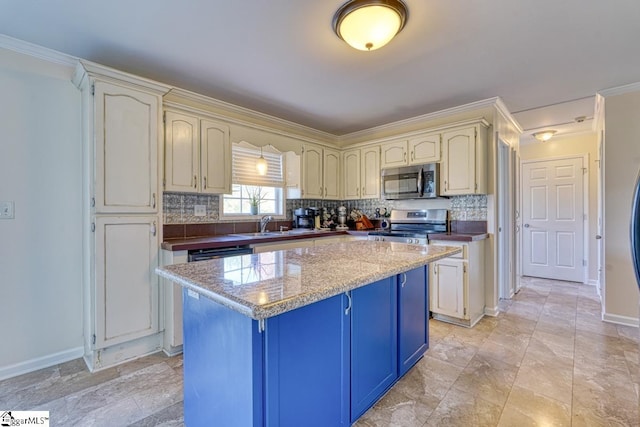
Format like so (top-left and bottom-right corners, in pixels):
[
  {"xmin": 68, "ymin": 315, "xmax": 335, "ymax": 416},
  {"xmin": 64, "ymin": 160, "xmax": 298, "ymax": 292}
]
[
  {"xmin": 0, "ymin": 33, "xmax": 77, "ymax": 67},
  {"xmin": 494, "ymin": 97, "xmax": 523, "ymax": 133},
  {"xmin": 72, "ymin": 60, "xmax": 171, "ymax": 94},
  {"xmin": 166, "ymin": 87, "xmax": 338, "ymax": 145},
  {"xmin": 598, "ymin": 81, "xmax": 640, "ymax": 98},
  {"xmin": 338, "ymin": 97, "xmax": 501, "ymax": 145}
]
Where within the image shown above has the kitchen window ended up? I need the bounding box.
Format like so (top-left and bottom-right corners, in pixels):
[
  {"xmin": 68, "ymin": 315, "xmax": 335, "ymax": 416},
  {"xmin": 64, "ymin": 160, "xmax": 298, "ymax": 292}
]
[{"xmin": 221, "ymin": 143, "xmax": 285, "ymax": 218}]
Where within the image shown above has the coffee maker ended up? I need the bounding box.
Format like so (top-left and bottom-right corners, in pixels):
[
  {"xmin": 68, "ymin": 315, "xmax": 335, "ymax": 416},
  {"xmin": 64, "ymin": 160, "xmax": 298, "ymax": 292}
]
[{"xmin": 293, "ymin": 208, "xmax": 315, "ymax": 229}]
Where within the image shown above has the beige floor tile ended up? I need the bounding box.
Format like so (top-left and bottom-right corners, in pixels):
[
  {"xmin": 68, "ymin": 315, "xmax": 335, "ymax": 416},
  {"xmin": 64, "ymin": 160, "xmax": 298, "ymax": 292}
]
[
  {"xmin": 426, "ymin": 336, "xmax": 479, "ymax": 368},
  {"xmin": 476, "ymin": 338, "xmax": 527, "ymax": 368},
  {"xmin": 513, "ymin": 353, "xmax": 574, "ymax": 404},
  {"xmin": 424, "ymin": 388, "xmax": 503, "ymax": 427},
  {"xmin": 497, "ymin": 385, "xmax": 571, "ymax": 427},
  {"xmin": 451, "ymin": 354, "xmax": 518, "ymax": 407},
  {"xmin": 354, "ymin": 386, "xmax": 437, "ymax": 427}
]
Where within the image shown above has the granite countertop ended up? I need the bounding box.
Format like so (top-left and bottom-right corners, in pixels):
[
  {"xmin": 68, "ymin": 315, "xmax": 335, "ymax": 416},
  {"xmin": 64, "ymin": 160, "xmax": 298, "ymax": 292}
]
[
  {"xmin": 156, "ymin": 240, "xmax": 461, "ymax": 320},
  {"xmin": 428, "ymin": 232, "xmax": 489, "ymax": 242},
  {"xmin": 161, "ymin": 229, "xmax": 370, "ymax": 251}
]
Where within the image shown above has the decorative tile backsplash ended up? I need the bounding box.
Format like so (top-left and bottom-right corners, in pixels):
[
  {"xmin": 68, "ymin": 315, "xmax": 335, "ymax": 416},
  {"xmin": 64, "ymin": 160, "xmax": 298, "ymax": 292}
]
[{"xmin": 163, "ymin": 192, "xmax": 487, "ymax": 224}]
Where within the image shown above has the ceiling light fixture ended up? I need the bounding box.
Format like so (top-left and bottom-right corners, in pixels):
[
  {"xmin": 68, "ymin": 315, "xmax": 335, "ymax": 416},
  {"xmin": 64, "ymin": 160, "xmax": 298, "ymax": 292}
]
[
  {"xmin": 256, "ymin": 147, "xmax": 268, "ymax": 175},
  {"xmin": 532, "ymin": 130, "xmax": 557, "ymax": 142},
  {"xmin": 333, "ymin": 0, "xmax": 408, "ymax": 51}
]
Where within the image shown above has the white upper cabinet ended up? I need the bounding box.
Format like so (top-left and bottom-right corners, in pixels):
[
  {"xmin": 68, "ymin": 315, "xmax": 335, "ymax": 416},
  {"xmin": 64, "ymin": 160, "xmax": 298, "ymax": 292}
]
[
  {"xmin": 323, "ymin": 147, "xmax": 341, "ymax": 200},
  {"xmin": 164, "ymin": 111, "xmax": 199, "ymax": 192},
  {"xmin": 94, "ymin": 81, "xmax": 160, "ymax": 213},
  {"xmin": 380, "ymin": 140, "xmax": 408, "ymax": 169},
  {"xmin": 381, "ymin": 132, "xmax": 440, "ymax": 169},
  {"xmin": 302, "ymin": 145, "xmax": 323, "ymax": 199},
  {"xmin": 344, "ymin": 146, "xmax": 380, "ymax": 200},
  {"xmin": 441, "ymin": 123, "xmax": 487, "ymax": 195},
  {"xmin": 164, "ymin": 110, "xmax": 230, "ymax": 194},
  {"xmin": 302, "ymin": 145, "xmax": 341, "ymax": 199},
  {"xmin": 200, "ymin": 119, "xmax": 231, "ymax": 194},
  {"xmin": 361, "ymin": 146, "xmax": 380, "ymax": 199},
  {"xmin": 408, "ymin": 132, "xmax": 440, "ymax": 164},
  {"xmin": 343, "ymin": 149, "xmax": 361, "ymax": 200}
]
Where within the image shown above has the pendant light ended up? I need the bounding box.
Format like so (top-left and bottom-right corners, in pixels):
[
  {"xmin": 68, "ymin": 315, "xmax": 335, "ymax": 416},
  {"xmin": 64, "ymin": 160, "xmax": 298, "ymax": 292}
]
[
  {"xmin": 256, "ymin": 147, "xmax": 268, "ymax": 175},
  {"xmin": 333, "ymin": 0, "xmax": 408, "ymax": 51}
]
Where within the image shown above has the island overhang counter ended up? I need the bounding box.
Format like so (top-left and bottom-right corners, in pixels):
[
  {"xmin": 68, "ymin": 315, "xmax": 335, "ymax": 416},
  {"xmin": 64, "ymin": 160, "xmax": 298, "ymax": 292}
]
[{"xmin": 156, "ymin": 241, "xmax": 462, "ymax": 427}]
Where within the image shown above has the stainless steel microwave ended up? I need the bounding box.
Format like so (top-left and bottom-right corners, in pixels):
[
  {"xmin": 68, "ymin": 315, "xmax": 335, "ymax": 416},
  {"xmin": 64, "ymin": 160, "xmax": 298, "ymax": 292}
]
[{"xmin": 381, "ymin": 163, "xmax": 440, "ymax": 200}]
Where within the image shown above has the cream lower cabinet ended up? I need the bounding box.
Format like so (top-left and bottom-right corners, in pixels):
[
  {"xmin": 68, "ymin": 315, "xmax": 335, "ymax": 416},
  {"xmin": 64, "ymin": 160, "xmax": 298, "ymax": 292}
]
[
  {"xmin": 164, "ymin": 110, "xmax": 231, "ymax": 194},
  {"xmin": 441, "ymin": 123, "xmax": 488, "ymax": 195},
  {"xmin": 89, "ymin": 216, "xmax": 162, "ymax": 368},
  {"xmin": 429, "ymin": 240, "xmax": 485, "ymax": 327}
]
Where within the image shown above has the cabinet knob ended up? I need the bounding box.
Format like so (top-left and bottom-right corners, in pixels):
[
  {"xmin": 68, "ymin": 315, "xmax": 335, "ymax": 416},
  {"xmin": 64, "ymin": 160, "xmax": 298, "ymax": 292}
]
[
  {"xmin": 152, "ymin": 193, "xmax": 156, "ymax": 209},
  {"xmin": 203, "ymin": 176, "xmax": 207, "ymax": 189},
  {"xmin": 194, "ymin": 175, "xmax": 197, "ymax": 189}
]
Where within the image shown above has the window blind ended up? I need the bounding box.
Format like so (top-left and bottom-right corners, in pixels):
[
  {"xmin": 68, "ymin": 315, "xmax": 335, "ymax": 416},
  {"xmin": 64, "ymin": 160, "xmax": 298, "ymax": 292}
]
[{"xmin": 232, "ymin": 145, "xmax": 284, "ymax": 187}]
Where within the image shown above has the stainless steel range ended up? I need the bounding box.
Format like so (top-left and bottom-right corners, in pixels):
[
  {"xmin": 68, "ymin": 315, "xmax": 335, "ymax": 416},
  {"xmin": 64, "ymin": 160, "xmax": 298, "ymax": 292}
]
[{"xmin": 368, "ymin": 209, "xmax": 448, "ymax": 244}]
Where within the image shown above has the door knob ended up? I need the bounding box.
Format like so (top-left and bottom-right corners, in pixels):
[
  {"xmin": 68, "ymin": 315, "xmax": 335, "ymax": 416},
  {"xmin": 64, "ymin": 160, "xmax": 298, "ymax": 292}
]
[
  {"xmin": 524, "ymin": 224, "xmax": 530, "ymax": 228},
  {"xmin": 595, "ymin": 235, "xmax": 602, "ymax": 239}
]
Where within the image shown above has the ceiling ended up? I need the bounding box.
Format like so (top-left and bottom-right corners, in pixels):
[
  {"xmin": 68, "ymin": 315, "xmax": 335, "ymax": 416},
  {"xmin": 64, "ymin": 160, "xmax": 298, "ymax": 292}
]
[{"xmin": 1, "ymin": 1, "xmax": 639, "ymax": 136}]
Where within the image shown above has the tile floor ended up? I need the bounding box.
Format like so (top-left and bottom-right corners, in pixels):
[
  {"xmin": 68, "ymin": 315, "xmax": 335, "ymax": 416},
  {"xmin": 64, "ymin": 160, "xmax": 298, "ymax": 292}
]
[{"xmin": 1, "ymin": 277, "xmax": 638, "ymax": 426}]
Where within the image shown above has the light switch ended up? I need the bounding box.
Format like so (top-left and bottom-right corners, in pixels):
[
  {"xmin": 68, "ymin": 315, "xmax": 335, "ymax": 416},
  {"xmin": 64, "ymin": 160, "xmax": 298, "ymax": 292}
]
[
  {"xmin": 194, "ymin": 205, "xmax": 206, "ymax": 217},
  {"xmin": 0, "ymin": 201, "xmax": 14, "ymax": 219}
]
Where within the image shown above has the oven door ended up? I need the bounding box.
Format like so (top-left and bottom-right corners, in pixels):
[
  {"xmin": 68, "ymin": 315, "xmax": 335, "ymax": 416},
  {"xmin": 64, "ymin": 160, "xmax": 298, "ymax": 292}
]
[{"xmin": 382, "ymin": 166, "xmax": 424, "ymax": 200}]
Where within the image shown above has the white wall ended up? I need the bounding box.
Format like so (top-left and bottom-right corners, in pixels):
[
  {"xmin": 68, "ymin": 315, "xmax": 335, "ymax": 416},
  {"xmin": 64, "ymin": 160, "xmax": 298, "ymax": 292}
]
[
  {"xmin": 603, "ymin": 89, "xmax": 640, "ymax": 324},
  {"xmin": 0, "ymin": 48, "xmax": 83, "ymax": 378},
  {"xmin": 519, "ymin": 132, "xmax": 599, "ymax": 284}
]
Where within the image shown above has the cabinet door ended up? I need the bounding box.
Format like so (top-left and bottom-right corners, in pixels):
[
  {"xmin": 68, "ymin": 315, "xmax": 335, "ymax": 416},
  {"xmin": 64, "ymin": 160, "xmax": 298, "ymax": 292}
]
[
  {"xmin": 94, "ymin": 216, "xmax": 159, "ymax": 348},
  {"xmin": 380, "ymin": 140, "xmax": 407, "ymax": 168},
  {"xmin": 441, "ymin": 126, "xmax": 476, "ymax": 195},
  {"xmin": 164, "ymin": 111, "xmax": 199, "ymax": 192},
  {"xmin": 324, "ymin": 148, "xmax": 341, "ymax": 199},
  {"xmin": 398, "ymin": 266, "xmax": 429, "ymax": 376},
  {"xmin": 409, "ymin": 132, "xmax": 440, "ymax": 164},
  {"xmin": 431, "ymin": 259, "xmax": 466, "ymax": 319},
  {"xmin": 265, "ymin": 294, "xmax": 350, "ymax": 427},
  {"xmin": 361, "ymin": 146, "xmax": 380, "ymax": 199},
  {"xmin": 343, "ymin": 149, "xmax": 360, "ymax": 200},
  {"xmin": 94, "ymin": 81, "xmax": 159, "ymax": 213},
  {"xmin": 351, "ymin": 277, "xmax": 398, "ymax": 421},
  {"xmin": 201, "ymin": 119, "xmax": 231, "ymax": 194},
  {"xmin": 302, "ymin": 145, "xmax": 323, "ymax": 199}
]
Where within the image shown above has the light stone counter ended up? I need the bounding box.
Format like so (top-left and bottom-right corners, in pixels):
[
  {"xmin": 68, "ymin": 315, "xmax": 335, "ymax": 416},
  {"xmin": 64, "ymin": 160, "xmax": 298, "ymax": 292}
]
[{"xmin": 156, "ymin": 240, "xmax": 461, "ymax": 320}]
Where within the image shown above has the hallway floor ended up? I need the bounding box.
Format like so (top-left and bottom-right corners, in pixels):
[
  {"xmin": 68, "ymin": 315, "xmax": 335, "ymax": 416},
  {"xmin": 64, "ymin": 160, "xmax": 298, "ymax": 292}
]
[{"xmin": 1, "ymin": 277, "xmax": 638, "ymax": 426}]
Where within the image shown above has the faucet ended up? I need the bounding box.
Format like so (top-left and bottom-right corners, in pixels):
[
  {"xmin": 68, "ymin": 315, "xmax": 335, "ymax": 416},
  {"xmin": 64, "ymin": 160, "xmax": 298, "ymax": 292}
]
[{"xmin": 260, "ymin": 215, "xmax": 273, "ymax": 233}]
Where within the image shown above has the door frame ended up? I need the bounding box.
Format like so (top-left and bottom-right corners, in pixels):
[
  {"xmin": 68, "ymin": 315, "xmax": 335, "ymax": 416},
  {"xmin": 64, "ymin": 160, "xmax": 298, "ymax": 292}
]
[
  {"xmin": 497, "ymin": 139, "xmax": 515, "ymax": 299},
  {"xmin": 519, "ymin": 154, "xmax": 589, "ymax": 284}
]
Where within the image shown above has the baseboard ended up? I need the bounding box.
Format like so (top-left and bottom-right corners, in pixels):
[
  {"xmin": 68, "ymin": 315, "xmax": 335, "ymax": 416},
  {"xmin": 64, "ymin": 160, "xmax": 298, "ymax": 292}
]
[
  {"xmin": 0, "ymin": 346, "xmax": 84, "ymax": 381},
  {"xmin": 587, "ymin": 279, "xmax": 599, "ymax": 287},
  {"xmin": 602, "ymin": 312, "xmax": 639, "ymax": 328},
  {"xmin": 484, "ymin": 306, "xmax": 499, "ymax": 317}
]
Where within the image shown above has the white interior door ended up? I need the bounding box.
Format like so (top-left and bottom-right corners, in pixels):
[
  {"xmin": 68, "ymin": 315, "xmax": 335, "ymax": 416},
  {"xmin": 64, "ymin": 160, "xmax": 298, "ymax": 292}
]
[{"xmin": 522, "ymin": 157, "xmax": 586, "ymax": 282}]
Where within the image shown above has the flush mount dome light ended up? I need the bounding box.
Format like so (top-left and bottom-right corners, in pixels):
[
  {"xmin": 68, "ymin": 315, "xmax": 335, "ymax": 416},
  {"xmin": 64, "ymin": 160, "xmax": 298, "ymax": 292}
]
[
  {"xmin": 532, "ymin": 130, "xmax": 557, "ymax": 142},
  {"xmin": 333, "ymin": 0, "xmax": 408, "ymax": 51}
]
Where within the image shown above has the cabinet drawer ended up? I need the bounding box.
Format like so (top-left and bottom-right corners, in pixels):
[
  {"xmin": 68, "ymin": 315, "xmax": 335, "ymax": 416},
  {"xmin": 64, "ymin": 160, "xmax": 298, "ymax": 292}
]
[{"xmin": 430, "ymin": 241, "xmax": 467, "ymax": 259}]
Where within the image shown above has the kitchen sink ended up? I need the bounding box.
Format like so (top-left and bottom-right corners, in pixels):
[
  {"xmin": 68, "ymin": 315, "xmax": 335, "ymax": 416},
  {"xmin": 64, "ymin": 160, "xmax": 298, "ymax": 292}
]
[{"xmin": 229, "ymin": 232, "xmax": 288, "ymax": 237}]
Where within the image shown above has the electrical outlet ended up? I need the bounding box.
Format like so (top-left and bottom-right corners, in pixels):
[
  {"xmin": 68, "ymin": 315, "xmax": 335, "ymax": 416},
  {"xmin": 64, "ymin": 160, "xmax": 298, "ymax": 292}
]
[
  {"xmin": 0, "ymin": 201, "xmax": 15, "ymax": 219},
  {"xmin": 194, "ymin": 205, "xmax": 206, "ymax": 217}
]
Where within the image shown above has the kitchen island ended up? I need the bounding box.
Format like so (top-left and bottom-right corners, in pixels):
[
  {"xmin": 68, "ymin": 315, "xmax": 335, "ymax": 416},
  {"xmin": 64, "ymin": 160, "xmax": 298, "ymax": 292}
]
[{"xmin": 156, "ymin": 240, "xmax": 461, "ymax": 427}]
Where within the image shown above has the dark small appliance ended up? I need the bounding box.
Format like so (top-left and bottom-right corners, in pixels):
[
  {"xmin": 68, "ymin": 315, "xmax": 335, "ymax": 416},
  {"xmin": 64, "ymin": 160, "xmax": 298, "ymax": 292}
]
[{"xmin": 293, "ymin": 208, "xmax": 316, "ymax": 229}]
